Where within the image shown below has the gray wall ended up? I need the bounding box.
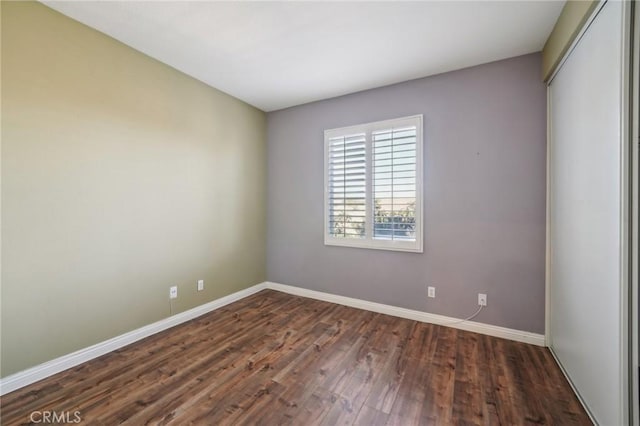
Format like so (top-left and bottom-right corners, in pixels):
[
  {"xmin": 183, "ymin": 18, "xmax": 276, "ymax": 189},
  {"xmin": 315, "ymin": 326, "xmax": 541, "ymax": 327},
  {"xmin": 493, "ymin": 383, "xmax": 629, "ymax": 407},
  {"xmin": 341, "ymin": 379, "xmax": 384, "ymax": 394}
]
[{"xmin": 267, "ymin": 53, "xmax": 546, "ymax": 334}]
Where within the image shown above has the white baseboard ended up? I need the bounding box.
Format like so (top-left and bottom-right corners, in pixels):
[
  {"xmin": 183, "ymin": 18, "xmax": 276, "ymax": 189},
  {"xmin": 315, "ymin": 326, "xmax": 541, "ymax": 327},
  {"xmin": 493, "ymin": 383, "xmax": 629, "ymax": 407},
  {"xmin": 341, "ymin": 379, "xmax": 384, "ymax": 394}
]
[
  {"xmin": 0, "ymin": 282, "xmax": 267, "ymax": 396},
  {"xmin": 1, "ymin": 280, "xmax": 545, "ymax": 396},
  {"xmin": 263, "ymin": 282, "xmax": 546, "ymax": 347}
]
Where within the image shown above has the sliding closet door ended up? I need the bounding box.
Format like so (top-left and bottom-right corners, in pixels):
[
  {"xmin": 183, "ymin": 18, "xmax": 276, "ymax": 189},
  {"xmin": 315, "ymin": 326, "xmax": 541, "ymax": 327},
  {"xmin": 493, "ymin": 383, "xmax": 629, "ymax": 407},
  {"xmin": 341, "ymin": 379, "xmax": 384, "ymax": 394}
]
[{"xmin": 548, "ymin": 1, "xmax": 625, "ymax": 425}]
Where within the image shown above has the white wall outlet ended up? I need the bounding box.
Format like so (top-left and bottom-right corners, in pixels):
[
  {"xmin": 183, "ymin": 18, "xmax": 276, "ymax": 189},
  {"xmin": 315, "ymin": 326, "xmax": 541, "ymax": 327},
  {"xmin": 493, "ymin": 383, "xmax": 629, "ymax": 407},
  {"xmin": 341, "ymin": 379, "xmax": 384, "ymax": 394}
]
[
  {"xmin": 427, "ymin": 286, "xmax": 436, "ymax": 298},
  {"xmin": 169, "ymin": 286, "xmax": 178, "ymax": 299},
  {"xmin": 197, "ymin": 279, "xmax": 204, "ymax": 291},
  {"xmin": 478, "ymin": 293, "xmax": 487, "ymax": 306}
]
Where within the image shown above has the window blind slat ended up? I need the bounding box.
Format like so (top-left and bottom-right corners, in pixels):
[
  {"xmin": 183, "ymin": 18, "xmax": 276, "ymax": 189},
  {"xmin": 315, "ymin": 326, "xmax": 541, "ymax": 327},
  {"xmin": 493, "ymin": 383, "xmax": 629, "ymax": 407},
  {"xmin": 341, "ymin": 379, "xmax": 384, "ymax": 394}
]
[
  {"xmin": 327, "ymin": 133, "xmax": 366, "ymax": 239},
  {"xmin": 372, "ymin": 125, "xmax": 418, "ymax": 242}
]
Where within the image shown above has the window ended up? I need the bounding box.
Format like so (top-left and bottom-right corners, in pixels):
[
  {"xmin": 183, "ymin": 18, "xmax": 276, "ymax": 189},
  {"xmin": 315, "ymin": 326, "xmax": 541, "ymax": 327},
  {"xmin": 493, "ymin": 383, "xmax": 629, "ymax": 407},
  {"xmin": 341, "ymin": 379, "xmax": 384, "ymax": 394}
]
[{"xmin": 324, "ymin": 115, "xmax": 423, "ymax": 252}]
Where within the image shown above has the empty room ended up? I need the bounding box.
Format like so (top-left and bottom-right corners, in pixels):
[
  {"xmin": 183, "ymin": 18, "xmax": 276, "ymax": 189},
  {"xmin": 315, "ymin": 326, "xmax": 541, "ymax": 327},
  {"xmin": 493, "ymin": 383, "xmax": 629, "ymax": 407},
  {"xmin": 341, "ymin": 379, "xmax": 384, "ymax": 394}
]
[{"xmin": 1, "ymin": 0, "xmax": 638, "ymax": 425}]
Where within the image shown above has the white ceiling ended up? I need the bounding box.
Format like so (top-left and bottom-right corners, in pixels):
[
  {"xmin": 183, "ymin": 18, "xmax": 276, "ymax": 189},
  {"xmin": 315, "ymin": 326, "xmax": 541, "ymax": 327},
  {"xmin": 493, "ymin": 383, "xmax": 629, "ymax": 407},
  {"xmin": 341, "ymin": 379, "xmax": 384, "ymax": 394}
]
[{"xmin": 42, "ymin": 1, "xmax": 563, "ymax": 112}]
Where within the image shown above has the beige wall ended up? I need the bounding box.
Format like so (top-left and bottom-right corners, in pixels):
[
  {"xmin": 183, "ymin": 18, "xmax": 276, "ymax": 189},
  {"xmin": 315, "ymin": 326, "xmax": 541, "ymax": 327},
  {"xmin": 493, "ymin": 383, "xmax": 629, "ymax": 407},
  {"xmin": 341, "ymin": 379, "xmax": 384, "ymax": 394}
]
[
  {"xmin": 1, "ymin": 2, "xmax": 266, "ymax": 377},
  {"xmin": 542, "ymin": 0, "xmax": 599, "ymax": 82}
]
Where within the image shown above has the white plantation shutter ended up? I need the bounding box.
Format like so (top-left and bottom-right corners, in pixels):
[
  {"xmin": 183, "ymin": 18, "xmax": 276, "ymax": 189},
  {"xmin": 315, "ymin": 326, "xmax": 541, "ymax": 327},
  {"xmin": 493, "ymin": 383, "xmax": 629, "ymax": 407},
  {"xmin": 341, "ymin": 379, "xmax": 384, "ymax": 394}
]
[
  {"xmin": 324, "ymin": 115, "xmax": 422, "ymax": 252},
  {"xmin": 372, "ymin": 126, "xmax": 417, "ymax": 241},
  {"xmin": 327, "ymin": 133, "xmax": 366, "ymax": 238}
]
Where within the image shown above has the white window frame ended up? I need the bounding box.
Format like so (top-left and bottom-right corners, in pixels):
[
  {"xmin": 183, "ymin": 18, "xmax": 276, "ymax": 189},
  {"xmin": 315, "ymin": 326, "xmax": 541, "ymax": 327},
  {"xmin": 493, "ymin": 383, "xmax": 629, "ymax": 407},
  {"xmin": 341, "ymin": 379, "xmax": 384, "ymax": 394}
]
[{"xmin": 324, "ymin": 114, "xmax": 423, "ymax": 253}]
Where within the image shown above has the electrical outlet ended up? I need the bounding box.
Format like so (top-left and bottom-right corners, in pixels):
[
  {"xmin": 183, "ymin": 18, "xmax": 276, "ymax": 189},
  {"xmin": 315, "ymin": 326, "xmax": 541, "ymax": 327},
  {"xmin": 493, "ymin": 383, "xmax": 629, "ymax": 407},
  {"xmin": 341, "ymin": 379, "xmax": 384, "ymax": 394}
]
[
  {"xmin": 170, "ymin": 286, "xmax": 178, "ymax": 299},
  {"xmin": 478, "ymin": 293, "xmax": 487, "ymax": 306},
  {"xmin": 197, "ymin": 279, "xmax": 204, "ymax": 291},
  {"xmin": 427, "ymin": 286, "xmax": 435, "ymax": 298}
]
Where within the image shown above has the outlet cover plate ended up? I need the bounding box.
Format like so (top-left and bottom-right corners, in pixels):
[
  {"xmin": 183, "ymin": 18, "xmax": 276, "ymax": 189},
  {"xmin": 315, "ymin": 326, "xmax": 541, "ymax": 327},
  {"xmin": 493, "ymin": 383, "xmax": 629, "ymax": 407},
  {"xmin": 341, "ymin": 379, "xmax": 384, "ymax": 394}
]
[{"xmin": 478, "ymin": 293, "xmax": 487, "ymax": 306}]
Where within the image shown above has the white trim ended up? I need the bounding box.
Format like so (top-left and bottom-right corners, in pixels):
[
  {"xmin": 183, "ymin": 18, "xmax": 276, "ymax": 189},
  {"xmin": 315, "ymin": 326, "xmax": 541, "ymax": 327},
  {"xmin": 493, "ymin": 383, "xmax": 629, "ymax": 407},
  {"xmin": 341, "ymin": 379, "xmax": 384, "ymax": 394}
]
[
  {"xmin": 0, "ymin": 280, "xmax": 546, "ymax": 396},
  {"xmin": 264, "ymin": 282, "xmax": 546, "ymax": 346},
  {"xmin": 629, "ymin": 2, "xmax": 639, "ymax": 424},
  {"xmin": 0, "ymin": 282, "xmax": 267, "ymax": 396},
  {"xmin": 620, "ymin": 2, "xmax": 633, "ymax": 423},
  {"xmin": 545, "ymin": 84, "xmax": 552, "ymax": 347}
]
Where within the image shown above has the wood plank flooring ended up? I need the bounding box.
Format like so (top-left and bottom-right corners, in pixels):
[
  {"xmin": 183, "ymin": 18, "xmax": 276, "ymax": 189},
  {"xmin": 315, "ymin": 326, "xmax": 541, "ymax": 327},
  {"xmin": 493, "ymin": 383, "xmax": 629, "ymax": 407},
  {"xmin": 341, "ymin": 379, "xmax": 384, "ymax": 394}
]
[{"xmin": 0, "ymin": 290, "xmax": 591, "ymax": 425}]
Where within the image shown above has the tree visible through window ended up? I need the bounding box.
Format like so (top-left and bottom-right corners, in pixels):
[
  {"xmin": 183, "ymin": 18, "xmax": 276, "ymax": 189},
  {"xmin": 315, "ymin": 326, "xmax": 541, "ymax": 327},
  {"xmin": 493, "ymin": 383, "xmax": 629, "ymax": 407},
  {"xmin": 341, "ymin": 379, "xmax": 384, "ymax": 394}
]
[{"xmin": 373, "ymin": 199, "xmax": 416, "ymax": 239}]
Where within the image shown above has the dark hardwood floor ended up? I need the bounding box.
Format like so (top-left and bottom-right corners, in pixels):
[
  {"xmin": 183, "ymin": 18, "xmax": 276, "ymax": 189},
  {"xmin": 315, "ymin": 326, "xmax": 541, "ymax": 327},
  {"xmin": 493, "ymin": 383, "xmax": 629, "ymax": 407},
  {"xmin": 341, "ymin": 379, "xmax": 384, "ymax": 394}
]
[{"xmin": 0, "ymin": 290, "xmax": 591, "ymax": 425}]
